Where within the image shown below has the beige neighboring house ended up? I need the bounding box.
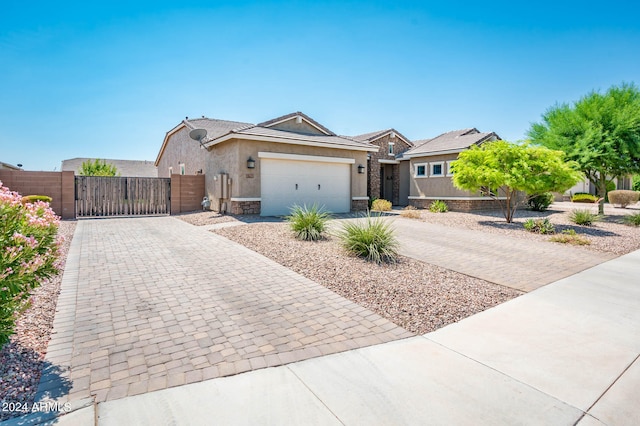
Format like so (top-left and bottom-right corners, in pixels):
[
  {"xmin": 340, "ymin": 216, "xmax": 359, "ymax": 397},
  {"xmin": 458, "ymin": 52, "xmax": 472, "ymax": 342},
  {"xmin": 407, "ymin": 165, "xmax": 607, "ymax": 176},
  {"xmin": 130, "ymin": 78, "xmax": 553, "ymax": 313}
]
[
  {"xmin": 155, "ymin": 112, "xmax": 377, "ymax": 216},
  {"xmin": 61, "ymin": 158, "xmax": 158, "ymax": 177},
  {"xmin": 401, "ymin": 128, "xmax": 500, "ymax": 211},
  {"xmin": 350, "ymin": 129, "xmax": 413, "ymax": 206},
  {"xmin": 1, "ymin": 161, "xmax": 23, "ymax": 170}
]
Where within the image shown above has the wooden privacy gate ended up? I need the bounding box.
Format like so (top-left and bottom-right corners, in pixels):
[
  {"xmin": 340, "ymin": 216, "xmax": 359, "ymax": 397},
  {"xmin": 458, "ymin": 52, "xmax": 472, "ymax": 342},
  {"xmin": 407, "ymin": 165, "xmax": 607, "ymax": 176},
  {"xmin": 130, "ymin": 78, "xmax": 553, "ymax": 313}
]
[{"xmin": 75, "ymin": 176, "xmax": 171, "ymax": 217}]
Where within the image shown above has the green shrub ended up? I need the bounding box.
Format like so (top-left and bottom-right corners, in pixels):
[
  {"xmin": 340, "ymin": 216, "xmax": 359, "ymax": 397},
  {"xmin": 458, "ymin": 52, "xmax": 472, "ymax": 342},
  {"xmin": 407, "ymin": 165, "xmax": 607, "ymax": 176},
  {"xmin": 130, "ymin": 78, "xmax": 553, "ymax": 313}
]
[
  {"xmin": 633, "ymin": 175, "xmax": 640, "ymax": 192},
  {"xmin": 371, "ymin": 199, "xmax": 392, "ymax": 211},
  {"xmin": 605, "ymin": 180, "xmax": 616, "ymax": 202},
  {"xmin": 1, "ymin": 181, "xmax": 60, "ymax": 347},
  {"xmin": 429, "ymin": 200, "xmax": 449, "ymax": 213},
  {"xmin": 400, "ymin": 205, "xmax": 421, "ymax": 219},
  {"xmin": 569, "ymin": 209, "xmax": 601, "ymax": 226},
  {"xmin": 571, "ymin": 193, "xmax": 598, "ymax": 203},
  {"xmin": 286, "ymin": 204, "xmax": 331, "ymax": 241},
  {"xmin": 622, "ymin": 212, "xmax": 640, "ymax": 227},
  {"xmin": 22, "ymin": 195, "xmax": 52, "ymax": 204},
  {"xmin": 527, "ymin": 192, "xmax": 554, "ymax": 211},
  {"xmin": 523, "ymin": 218, "xmax": 555, "ymax": 234},
  {"xmin": 338, "ymin": 213, "xmax": 399, "ymax": 264},
  {"xmin": 607, "ymin": 190, "xmax": 640, "ymax": 208},
  {"xmin": 549, "ymin": 229, "xmax": 591, "ymax": 245}
]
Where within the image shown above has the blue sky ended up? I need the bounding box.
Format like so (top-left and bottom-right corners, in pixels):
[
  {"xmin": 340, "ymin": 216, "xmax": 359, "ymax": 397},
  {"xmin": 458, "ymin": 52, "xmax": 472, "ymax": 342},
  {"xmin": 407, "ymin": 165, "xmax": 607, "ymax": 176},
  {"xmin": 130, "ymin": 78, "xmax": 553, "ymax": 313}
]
[{"xmin": 1, "ymin": 0, "xmax": 639, "ymax": 171}]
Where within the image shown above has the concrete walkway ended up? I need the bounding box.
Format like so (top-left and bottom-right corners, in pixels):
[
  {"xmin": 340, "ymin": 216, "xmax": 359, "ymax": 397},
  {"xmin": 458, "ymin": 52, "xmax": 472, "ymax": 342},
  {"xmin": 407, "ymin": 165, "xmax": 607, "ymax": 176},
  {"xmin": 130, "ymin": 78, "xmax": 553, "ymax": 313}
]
[
  {"xmin": 27, "ymin": 217, "xmax": 411, "ymax": 410},
  {"xmin": 391, "ymin": 217, "xmax": 615, "ymax": 292},
  {"xmin": 45, "ymin": 248, "xmax": 639, "ymax": 426}
]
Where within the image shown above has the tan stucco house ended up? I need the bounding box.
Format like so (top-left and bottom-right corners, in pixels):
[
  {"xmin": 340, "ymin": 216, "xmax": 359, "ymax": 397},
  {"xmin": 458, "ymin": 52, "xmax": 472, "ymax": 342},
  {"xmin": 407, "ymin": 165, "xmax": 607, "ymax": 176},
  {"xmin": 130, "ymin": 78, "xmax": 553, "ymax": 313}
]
[
  {"xmin": 350, "ymin": 129, "xmax": 413, "ymax": 206},
  {"xmin": 400, "ymin": 128, "xmax": 500, "ymax": 210},
  {"xmin": 156, "ymin": 112, "xmax": 377, "ymax": 216}
]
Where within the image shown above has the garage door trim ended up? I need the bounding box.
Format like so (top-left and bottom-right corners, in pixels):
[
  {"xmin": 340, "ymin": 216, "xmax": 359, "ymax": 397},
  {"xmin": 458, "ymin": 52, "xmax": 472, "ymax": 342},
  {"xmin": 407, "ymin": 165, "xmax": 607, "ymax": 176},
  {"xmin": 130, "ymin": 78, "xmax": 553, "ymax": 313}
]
[{"xmin": 258, "ymin": 151, "xmax": 355, "ymax": 164}]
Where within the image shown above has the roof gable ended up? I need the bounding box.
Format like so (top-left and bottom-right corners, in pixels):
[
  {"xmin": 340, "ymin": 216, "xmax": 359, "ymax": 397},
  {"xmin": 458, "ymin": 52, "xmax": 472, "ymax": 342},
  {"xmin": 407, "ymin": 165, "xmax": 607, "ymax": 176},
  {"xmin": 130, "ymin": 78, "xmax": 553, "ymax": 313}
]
[
  {"xmin": 351, "ymin": 128, "xmax": 413, "ymax": 146},
  {"xmin": 258, "ymin": 112, "xmax": 335, "ymax": 136}
]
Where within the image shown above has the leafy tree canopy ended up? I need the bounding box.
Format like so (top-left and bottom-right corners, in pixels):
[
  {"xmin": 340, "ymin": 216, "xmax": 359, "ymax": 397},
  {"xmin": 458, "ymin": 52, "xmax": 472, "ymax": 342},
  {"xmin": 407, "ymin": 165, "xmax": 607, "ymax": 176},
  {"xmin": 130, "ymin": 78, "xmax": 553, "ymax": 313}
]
[
  {"xmin": 528, "ymin": 83, "xmax": 640, "ymax": 213},
  {"xmin": 451, "ymin": 141, "xmax": 582, "ymax": 222},
  {"xmin": 79, "ymin": 159, "xmax": 119, "ymax": 176}
]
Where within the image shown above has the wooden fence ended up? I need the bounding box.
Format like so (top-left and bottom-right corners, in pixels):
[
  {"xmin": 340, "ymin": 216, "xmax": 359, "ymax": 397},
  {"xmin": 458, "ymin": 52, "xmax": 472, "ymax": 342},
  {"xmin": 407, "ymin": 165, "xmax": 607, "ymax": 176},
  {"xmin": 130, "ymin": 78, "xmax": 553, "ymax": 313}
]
[{"xmin": 75, "ymin": 176, "xmax": 171, "ymax": 217}]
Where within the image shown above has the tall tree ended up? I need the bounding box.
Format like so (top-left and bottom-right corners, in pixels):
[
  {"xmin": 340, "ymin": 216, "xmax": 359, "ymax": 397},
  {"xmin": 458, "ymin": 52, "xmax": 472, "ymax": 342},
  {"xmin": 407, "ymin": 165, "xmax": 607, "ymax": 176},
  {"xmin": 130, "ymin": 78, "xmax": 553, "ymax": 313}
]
[
  {"xmin": 452, "ymin": 141, "xmax": 582, "ymax": 222},
  {"xmin": 528, "ymin": 83, "xmax": 640, "ymax": 214},
  {"xmin": 79, "ymin": 159, "xmax": 119, "ymax": 176}
]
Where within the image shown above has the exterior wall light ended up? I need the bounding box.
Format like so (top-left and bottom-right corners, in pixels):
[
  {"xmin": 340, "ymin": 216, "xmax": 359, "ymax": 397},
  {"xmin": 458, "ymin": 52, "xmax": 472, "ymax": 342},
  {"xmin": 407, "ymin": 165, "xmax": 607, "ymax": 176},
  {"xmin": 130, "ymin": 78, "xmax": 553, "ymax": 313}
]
[
  {"xmin": 357, "ymin": 164, "xmax": 365, "ymax": 174},
  {"xmin": 247, "ymin": 157, "xmax": 256, "ymax": 169}
]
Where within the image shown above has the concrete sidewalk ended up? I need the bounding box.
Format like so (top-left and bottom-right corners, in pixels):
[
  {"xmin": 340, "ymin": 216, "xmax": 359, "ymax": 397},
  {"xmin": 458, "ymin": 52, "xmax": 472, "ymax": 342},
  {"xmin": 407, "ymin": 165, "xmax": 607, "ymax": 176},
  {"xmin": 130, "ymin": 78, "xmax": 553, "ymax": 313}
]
[{"xmin": 47, "ymin": 248, "xmax": 639, "ymax": 425}]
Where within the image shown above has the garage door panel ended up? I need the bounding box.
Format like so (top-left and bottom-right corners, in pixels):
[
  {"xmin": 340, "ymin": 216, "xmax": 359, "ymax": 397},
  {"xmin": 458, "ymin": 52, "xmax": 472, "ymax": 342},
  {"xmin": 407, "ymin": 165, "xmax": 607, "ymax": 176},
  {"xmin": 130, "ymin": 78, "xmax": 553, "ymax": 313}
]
[{"xmin": 261, "ymin": 158, "xmax": 351, "ymax": 216}]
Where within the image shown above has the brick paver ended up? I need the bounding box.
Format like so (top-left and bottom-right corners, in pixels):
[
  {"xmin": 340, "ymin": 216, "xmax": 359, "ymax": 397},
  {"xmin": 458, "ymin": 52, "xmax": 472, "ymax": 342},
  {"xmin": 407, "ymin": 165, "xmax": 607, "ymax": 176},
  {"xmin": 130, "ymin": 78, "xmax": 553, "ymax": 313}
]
[
  {"xmin": 391, "ymin": 217, "xmax": 616, "ymax": 292},
  {"xmin": 37, "ymin": 217, "xmax": 412, "ymax": 404}
]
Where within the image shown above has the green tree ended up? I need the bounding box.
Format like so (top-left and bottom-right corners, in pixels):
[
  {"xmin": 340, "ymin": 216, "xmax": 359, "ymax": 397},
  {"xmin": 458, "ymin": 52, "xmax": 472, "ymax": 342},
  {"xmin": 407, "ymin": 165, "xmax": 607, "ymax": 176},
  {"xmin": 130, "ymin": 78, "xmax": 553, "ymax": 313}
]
[
  {"xmin": 451, "ymin": 141, "xmax": 582, "ymax": 222},
  {"xmin": 528, "ymin": 83, "xmax": 640, "ymax": 214},
  {"xmin": 79, "ymin": 159, "xmax": 119, "ymax": 176}
]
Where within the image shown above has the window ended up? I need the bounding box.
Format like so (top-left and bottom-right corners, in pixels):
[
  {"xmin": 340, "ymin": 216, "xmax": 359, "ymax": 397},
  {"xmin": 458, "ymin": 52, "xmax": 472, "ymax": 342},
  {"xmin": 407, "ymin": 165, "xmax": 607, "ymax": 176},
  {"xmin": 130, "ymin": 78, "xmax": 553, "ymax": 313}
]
[
  {"xmin": 446, "ymin": 161, "xmax": 454, "ymax": 177},
  {"xmin": 388, "ymin": 142, "xmax": 395, "ymax": 156},
  {"xmin": 168, "ymin": 166, "xmax": 173, "ymax": 175},
  {"xmin": 414, "ymin": 163, "xmax": 427, "ymax": 177},
  {"xmin": 179, "ymin": 163, "xmax": 186, "ymax": 175},
  {"xmin": 430, "ymin": 162, "xmax": 444, "ymax": 177}
]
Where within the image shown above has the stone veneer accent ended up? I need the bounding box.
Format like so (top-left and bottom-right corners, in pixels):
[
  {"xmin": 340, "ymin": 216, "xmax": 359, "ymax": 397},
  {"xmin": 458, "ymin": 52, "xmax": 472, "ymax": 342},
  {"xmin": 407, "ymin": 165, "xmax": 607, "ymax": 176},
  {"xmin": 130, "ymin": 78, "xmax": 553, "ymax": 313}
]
[
  {"xmin": 367, "ymin": 133, "xmax": 412, "ymax": 205},
  {"xmin": 351, "ymin": 199, "xmax": 368, "ymax": 211},
  {"xmin": 231, "ymin": 200, "xmax": 261, "ymax": 215},
  {"xmin": 410, "ymin": 198, "xmax": 499, "ymax": 212}
]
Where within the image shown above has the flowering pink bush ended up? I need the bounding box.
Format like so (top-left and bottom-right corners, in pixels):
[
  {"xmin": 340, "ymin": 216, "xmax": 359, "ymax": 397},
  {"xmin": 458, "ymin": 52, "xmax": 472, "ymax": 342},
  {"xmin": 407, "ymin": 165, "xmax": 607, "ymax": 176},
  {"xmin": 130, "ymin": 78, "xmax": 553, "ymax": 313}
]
[{"xmin": 1, "ymin": 181, "xmax": 60, "ymax": 346}]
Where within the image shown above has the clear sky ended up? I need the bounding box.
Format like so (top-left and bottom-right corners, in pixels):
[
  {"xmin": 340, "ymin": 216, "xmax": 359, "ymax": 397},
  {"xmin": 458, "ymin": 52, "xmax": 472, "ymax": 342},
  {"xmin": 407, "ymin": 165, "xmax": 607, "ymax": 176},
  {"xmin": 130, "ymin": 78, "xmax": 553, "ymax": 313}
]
[{"xmin": 1, "ymin": 0, "xmax": 639, "ymax": 171}]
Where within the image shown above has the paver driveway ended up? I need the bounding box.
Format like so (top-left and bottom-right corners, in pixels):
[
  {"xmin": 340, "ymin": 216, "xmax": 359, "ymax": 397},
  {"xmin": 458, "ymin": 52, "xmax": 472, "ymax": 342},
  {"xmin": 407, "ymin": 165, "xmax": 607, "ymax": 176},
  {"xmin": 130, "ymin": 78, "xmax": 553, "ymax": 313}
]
[
  {"xmin": 391, "ymin": 217, "xmax": 616, "ymax": 292},
  {"xmin": 38, "ymin": 217, "xmax": 412, "ymax": 405}
]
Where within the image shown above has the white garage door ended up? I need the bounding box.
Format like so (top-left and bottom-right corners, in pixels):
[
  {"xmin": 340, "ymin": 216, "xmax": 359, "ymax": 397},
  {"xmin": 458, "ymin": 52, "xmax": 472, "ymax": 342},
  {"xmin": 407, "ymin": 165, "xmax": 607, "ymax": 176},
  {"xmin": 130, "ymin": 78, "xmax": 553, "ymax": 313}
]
[{"xmin": 261, "ymin": 157, "xmax": 351, "ymax": 216}]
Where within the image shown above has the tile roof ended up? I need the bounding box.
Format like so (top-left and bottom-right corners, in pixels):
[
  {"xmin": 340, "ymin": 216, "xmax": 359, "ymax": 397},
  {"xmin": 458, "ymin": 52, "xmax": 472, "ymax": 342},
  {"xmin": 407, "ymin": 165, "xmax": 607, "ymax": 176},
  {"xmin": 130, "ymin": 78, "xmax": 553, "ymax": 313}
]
[
  {"xmin": 184, "ymin": 117, "xmax": 254, "ymax": 140},
  {"xmin": 61, "ymin": 158, "xmax": 158, "ymax": 177},
  {"xmin": 350, "ymin": 128, "xmax": 413, "ymax": 146},
  {"xmin": 230, "ymin": 126, "xmax": 376, "ymax": 150},
  {"xmin": 403, "ymin": 128, "xmax": 498, "ymax": 157}
]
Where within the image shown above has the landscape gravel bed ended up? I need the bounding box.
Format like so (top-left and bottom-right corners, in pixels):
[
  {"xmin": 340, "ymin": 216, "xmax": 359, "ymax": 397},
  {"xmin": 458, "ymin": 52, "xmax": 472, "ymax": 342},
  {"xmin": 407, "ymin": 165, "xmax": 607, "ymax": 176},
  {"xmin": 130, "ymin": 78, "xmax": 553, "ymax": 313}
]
[
  {"xmin": 412, "ymin": 203, "xmax": 640, "ymax": 256},
  {"xmin": 214, "ymin": 223, "xmax": 522, "ymax": 335},
  {"xmin": 0, "ymin": 220, "xmax": 76, "ymax": 421},
  {"xmin": 173, "ymin": 210, "xmax": 239, "ymax": 226}
]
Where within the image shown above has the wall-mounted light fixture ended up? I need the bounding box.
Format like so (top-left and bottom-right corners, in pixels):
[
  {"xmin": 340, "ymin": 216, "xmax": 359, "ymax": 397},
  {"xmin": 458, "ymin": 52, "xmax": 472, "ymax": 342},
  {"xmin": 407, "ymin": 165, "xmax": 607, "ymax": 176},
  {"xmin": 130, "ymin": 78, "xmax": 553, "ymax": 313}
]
[
  {"xmin": 247, "ymin": 157, "xmax": 256, "ymax": 169},
  {"xmin": 357, "ymin": 164, "xmax": 365, "ymax": 174}
]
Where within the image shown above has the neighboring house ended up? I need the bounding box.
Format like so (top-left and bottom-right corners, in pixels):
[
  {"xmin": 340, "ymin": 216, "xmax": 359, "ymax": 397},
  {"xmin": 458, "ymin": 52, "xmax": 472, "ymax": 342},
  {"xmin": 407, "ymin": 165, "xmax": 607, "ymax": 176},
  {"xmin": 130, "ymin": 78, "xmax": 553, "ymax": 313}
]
[
  {"xmin": 61, "ymin": 158, "xmax": 158, "ymax": 177},
  {"xmin": 0, "ymin": 161, "xmax": 22, "ymax": 171},
  {"xmin": 155, "ymin": 112, "xmax": 377, "ymax": 216},
  {"xmin": 400, "ymin": 128, "xmax": 500, "ymax": 211},
  {"xmin": 350, "ymin": 129, "xmax": 413, "ymax": 206}
]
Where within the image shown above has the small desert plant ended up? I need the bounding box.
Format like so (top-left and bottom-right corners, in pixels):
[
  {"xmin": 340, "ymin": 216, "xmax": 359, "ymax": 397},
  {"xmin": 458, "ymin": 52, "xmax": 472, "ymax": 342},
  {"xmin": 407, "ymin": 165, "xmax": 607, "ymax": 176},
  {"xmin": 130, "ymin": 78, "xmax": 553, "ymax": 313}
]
[
  {"xmin": 429, "ymin": 200, "xmax": 449, "ymax": 213},
  {"xmin": 371, "ymin": 199, "xmax": 392, "ymax": 212},
  {"xmin": 22, "ymin": 195, "xmax": 53, "ymax": 204},
  {"xmin": 523, "ymin": 218, "xmax": 555, "ymax": 234},
  {"xmin": 339, "ymin": 213, "xmax": 399, "ymax": 264},
  {"xmin": 607, "ymin": 190, "xmax": 640, "ymax": 208},
  {"xmin": 400, "ymin": 205, "xmax": 421, "ymax": 219},
  {"xmin": 286, "ymin": 204, "xmax": 331, "ymax": 241},
  {"xmin": 527, "ymin": 192, "xmax": 554, "ymax": 212},
  {"xmin": 571, "ymin": 193, "xmax": 598, "ymax": 203},
  {"xmin": 549, "ymin": 229, "xmax": 591, "ymax": 245},
  {"xmin": 622, "ymin": 212, "xmax": 640, "ymax": 227},
  {"xmin": 569, "ymin": 209, "xmax": 601, "ymax": 226}
]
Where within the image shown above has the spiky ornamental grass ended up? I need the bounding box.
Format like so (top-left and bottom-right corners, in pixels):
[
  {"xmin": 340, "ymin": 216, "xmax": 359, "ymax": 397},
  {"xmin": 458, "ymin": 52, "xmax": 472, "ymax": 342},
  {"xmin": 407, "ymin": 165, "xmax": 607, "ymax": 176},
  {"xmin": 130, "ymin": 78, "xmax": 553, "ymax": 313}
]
[
  {"xmin": 286, "ymin": 204, "xmax": 331, "ymax": 241},
  {"xmin": 338, "ymin": 213, "xmax": 399, "ymax": 264}
]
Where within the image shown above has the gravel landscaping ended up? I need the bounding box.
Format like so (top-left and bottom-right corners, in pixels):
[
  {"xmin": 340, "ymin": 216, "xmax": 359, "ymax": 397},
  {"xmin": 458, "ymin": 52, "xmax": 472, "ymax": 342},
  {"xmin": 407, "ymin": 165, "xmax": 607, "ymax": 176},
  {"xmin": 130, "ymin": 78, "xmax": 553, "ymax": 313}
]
[
  {"xmin": 213, "ymin": 223, "xmax": 522, "ymax": 335},
  {"xmin": 0, "ymin": 220, "xmax": 76, "ymax": 421},
  {"xmin": 410, "ymin": 202, "xmax": 640, "ymax": 256}
]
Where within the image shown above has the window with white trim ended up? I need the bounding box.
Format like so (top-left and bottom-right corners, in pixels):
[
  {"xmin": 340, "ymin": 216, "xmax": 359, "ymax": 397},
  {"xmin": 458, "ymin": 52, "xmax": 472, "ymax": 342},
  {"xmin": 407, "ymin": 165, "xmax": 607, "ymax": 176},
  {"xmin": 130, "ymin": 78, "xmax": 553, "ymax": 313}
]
[
  {"xmin": 168, "ymin": 166, "xmax": 173, "ymax": 175},
  {"xmin": 446, "ymin": 161, "xmax": 454, "ymax": 177},
  {"xmin": 430, "ymin": 162, "xmax": 444, "ymax": 177},
  {"xmin": 414, "ymin": 163, "xmax": 427, "ymax": 178},
  {"xmin": 388, "ymin": 142, "xmax": 395, "ymax": 156},
  {"xmin": 179, "ymin": 163, "xmax": 186, "ymax": 175}
]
